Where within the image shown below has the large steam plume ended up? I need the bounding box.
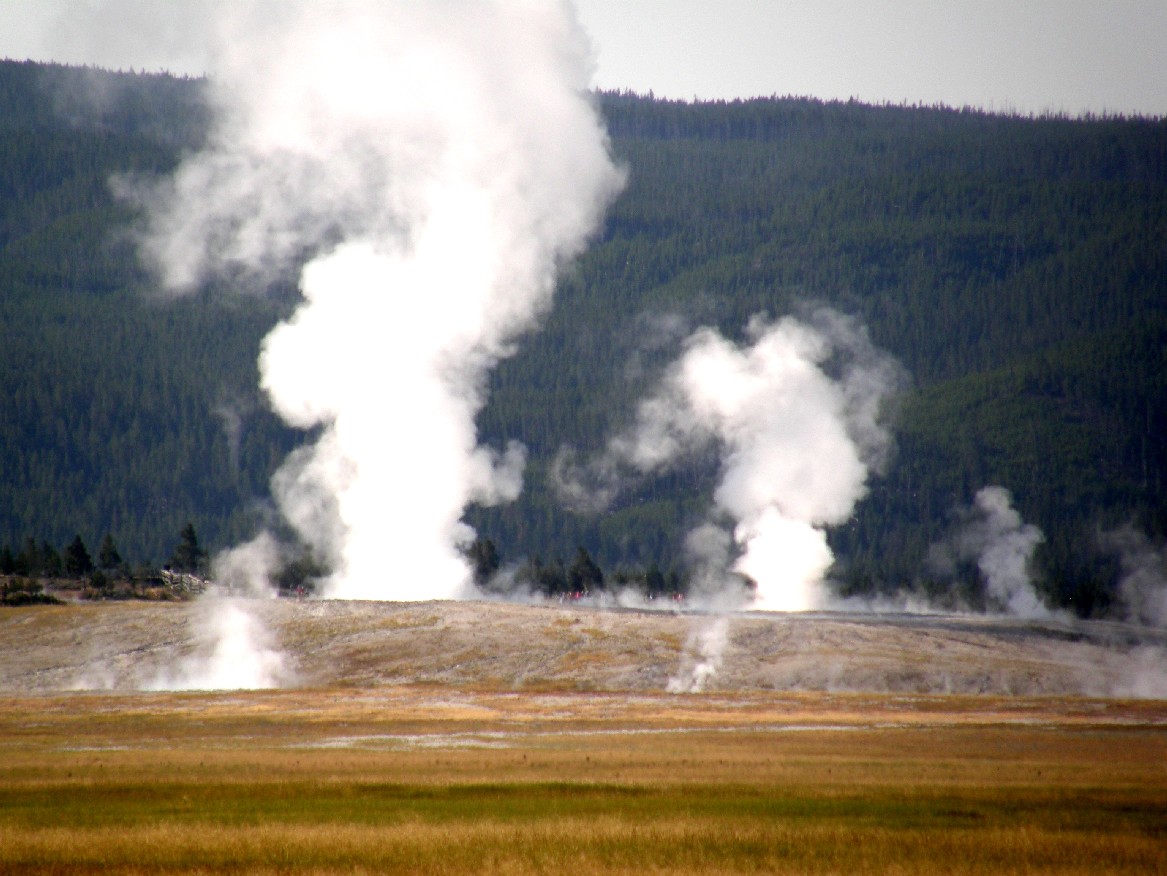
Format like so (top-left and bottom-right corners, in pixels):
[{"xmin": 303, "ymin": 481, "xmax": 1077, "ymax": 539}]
[
  {"xmin": 127, "ymin": 1, "xmax": 624, "ymax": 599},
  {"xmin": 556, "ymin": 310, "xmax": 902, "ymax": 611}
]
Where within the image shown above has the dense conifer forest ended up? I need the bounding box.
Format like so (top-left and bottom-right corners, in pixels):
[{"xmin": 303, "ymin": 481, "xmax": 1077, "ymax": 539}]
[{"xmin": 1, "ymin": 60, "xmax": 1164, "ymax": 613}]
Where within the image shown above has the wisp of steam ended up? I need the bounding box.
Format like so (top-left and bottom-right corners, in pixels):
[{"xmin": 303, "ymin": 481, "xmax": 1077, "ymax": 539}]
[
  {"xmin": 928, "ymin": 485, "xmax": 1052, "ymax": 619},
  {"xmin": 556, "ymin": 310, "xmax": 902, "ymax": 611},
  {"xmin": 1099, "ymin": 525, "xmax": 1167, "ymax": 628},
  {"xmin": 145, "ymin": 596, "xmax": 290, "ymax": 691},
  {"xmin": 667, "ymin": 616, "xmax": 730, "ymax": 693},
  {"xmin": 131, "ymin": 0, "xmax": 624, "ymax": 599}
]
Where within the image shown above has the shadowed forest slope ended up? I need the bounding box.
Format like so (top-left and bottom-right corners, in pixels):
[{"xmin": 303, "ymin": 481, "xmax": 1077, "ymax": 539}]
[{"xmin": 1, "ymin": 61, "xmax": 1164, "ymax": 613}]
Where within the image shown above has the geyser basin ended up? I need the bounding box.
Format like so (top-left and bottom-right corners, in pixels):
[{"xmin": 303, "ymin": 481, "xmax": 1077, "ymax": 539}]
[{"xmin": 3, "ymin": 600, "xmax": 1164, "ymax": 697}]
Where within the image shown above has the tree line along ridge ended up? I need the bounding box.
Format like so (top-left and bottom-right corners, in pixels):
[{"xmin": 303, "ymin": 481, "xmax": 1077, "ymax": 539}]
[{"xmin": 0, "ymin": 60, "xmax": 1164, "ymax": 615}]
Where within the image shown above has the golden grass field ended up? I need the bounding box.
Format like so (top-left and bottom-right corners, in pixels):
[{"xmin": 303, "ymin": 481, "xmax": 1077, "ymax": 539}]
[
  {"xmin": 2, "ymin": 600, "xmax": 1166, "ymax": 873},
  {"xmin": 2, "ymin": 683, "xmax": 1166, "ymax": 874}
]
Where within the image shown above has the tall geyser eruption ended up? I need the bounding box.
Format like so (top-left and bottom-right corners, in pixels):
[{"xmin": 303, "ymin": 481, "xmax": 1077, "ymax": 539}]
[
  {"xmin": 556, "ymin": 310, "xmax": 902, "ymax": 611},
  {"xmin": 130, "ymin": 1, "xmax": 624, "ymax": 598}
]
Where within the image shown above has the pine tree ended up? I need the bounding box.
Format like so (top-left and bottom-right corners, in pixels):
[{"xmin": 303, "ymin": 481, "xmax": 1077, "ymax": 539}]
[
  {"xmin": 64, "ymin": 535, "xmax": 93, "ymax": 577},
  {"xmin": 168, "ymin": 522, "xmax": 206, "ymax": 573},
  {"xmin": 40, "ymin": 541, "xmax": 62, "ymax": 578},
  {"xmin": 18, "ymin": 538, "xmax": 41, "ymax": 577},
  {"xmin": 567, "ymin": 546, "xmax": 604, "ymax": 593},
  {"xmin": 467, "ymin": 537, "xmax": 501, "ymax": 586},
  {"xmin": 97, "ymin": 533, "xmax": 122, "ymax": 570},
  {"xmin": 644, "ymin": 562, "xmax": 666, "ymax": 598}
]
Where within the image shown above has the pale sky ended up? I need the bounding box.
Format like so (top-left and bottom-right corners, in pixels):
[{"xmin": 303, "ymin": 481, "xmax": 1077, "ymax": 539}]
[
  {"xmin": 575, "ymin": 0, "xmax": 1167, "ymax": 116},
  {"xmin": 1, "ymin": 0, "xmax": 1164, "ymax": 117}
]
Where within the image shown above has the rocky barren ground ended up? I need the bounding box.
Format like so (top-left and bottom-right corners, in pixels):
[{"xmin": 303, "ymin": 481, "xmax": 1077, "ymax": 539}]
[{"xmin": 1, "ymin": 598, "xmax": 1165, "ymax": 697}]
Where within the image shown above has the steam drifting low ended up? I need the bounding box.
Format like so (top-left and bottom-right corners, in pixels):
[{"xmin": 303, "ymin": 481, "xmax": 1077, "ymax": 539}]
[
  {"xmin": 144, "ymin": 596, "xmax": 290, "ymax": 691},
  {"xmin": 132, "ymin": 1, "xmax": 624, "ymax": 600}
]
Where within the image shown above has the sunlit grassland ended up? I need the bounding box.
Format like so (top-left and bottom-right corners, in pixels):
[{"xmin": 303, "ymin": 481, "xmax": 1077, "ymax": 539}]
[{"xmin": 1, "ymin": 688, "xmax": 1165, "ymax": 874}]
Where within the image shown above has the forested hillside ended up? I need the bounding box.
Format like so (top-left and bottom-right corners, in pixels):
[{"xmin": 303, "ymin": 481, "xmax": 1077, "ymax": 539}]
[
  {"xmin": 0, "ymin": 62, "xmax": 303, "ymax": 563},
  {"xmin": 1, "ymin": 61, "xmax": 1164, "ymax": 613}
]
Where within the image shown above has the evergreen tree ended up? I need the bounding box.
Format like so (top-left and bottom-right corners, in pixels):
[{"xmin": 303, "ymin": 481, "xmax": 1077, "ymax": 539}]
[
  {"xmin": 274, "ymin": 550, "xmax": 324, "ymax": 596},
  {"xmin": 40, "ymin": 541, "xmax": 62, "ymax": 578},
  {"xmin": 466, "ymin": 537, "xmax": 501, "ymax": 587},
  {"xmin": 518, "ymin": 555, "xmax": 570, "ymax": 596},
  {"xmin": 644, "ymin": 562, "xmax": 666, "ymax": 598},
  {"xmin": 18, "ymin": 538, "xmax": 41, "ymax": 577},
  {"xmin": 64, "ymin": 535, "xmax": 93, "ymax": 577},
  {"xmin": 567, "ymin": 546, "xmax": 604, "ymax": 593},
  {"xmin": 541, "ymin": 558, "xmax": 569, "ymax": 596},
  {"xmin": 97, "ymin": 533, "xmax": 122, "ymax": 570},
  {"xmin": 168, "ymin": 522, "xmax": 206, "ymax": 573}
]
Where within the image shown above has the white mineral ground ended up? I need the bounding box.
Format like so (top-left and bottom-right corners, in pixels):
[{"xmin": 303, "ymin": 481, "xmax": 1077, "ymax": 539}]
[{"xmin": 2, "ymin": 599, "xmax": 1166, "ymax": 697}]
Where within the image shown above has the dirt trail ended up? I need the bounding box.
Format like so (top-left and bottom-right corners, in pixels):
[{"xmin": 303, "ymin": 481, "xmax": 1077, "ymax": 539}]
[{"xmin": 1, "ymin": 598, "xmax": 1164, "ymax": 696}]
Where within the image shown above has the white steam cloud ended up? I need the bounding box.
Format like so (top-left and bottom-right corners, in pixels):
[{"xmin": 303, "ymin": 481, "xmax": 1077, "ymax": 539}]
[
  {"xmin": 145, "ymin": 596, "xmax": 291, "ymax": 691},
  {"xmin": 1100, "ymin": 525, "xmax": 1167, "ymax": 628},
  {"xmin": 928, "ymin": 485, "xmax": 1052, "ymax": 619},
  {"xmin": 128, "ymin": 1, "xmax": 624, "ymax": 599},
  {"xmin": 212, "ymin": 532, "xmax": 287, "ymax": 598},
  {"xmin": 557, "ymin": 310, "xmax": 902, "ymax": 611},
  {"xmin": 667, "ymin": 616, "xmax": 730, "ymax": 693},
  {"xmin": 144, "ymin": 542, "xmax": 290, "ymax": 692}
]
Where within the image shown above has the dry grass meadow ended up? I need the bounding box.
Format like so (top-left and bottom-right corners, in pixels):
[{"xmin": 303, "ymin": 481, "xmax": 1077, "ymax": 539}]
[{"xmin": 2, "ymin": 600, "xmax": 1166, "ymax": 873}]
